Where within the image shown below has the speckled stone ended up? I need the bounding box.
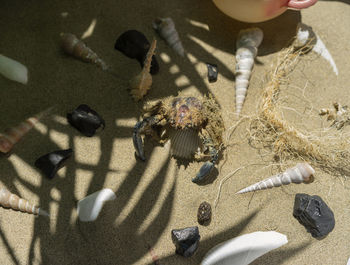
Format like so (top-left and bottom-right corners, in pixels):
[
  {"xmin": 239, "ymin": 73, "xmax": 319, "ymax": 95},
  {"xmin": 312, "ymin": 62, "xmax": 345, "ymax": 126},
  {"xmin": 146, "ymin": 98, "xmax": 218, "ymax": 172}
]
[{"xmin": 197, "ymin": 201, "xmax": 212, "ymax": 225}]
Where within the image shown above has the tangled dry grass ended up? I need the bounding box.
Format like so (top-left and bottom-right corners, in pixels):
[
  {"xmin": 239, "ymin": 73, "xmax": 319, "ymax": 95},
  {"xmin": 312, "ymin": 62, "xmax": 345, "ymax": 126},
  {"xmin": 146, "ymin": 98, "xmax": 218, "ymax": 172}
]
[{"xmin": 244, "ymin": 46, "xmax": 350, "ymax": 178}]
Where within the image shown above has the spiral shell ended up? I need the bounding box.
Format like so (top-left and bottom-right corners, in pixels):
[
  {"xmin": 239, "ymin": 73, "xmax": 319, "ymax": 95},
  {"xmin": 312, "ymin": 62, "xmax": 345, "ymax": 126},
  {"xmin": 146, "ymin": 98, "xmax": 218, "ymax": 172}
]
[
  {"xmin": 0, "ymin": 188, "xmax": 49, "ymax": 216},
  {"xmin": 236, "ymin": 163, "xmax": 315, "ymax": 194},
  {"xmin": 0, "ymin": 110, "xmax": 48, "ymax": 154},
  {"xmin": 61, "ymin": 33, "xmax": 108, "ymax": 70},
  {"xmin": 153, "ymin": 17, "xmax": 184, "ymax": 57},
  {"xmin": 129, "ymin": 39, "xmax": 157, "ymax": 101},
  {"xmin": 235, "ymin": 28, "xmax": 263, "ymax": 116}
]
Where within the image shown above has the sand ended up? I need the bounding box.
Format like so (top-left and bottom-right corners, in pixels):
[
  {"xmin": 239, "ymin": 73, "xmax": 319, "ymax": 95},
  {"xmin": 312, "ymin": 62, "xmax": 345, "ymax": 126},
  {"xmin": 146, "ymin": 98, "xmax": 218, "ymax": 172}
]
[{"xmin": 0, "ymin": 0, "xmax": 350, "ymax": 264}]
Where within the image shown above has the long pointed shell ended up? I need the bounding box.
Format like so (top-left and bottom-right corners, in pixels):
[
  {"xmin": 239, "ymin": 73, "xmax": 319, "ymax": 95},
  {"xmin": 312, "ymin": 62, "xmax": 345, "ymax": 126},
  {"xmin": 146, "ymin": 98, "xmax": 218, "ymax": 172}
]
[
  {"xmin": 0, "ymin": 54, "xmax": 28, "ymax": 84},
  {"xmin": 237, "ymin": 163, "xmax": 315, "ymax": 194},
  {"xmin": 201, "ymin": 231, "xmax": 288, "ymax": 265},
  {"xmin": 61, "ymin": 33, "xmax": 108, "ymax": 70},
  {"xmin": 129, "ymin": 39, "xmax": 156, "ymax": 101},
  {"xmin": 0, "ymin": 109, "xmax": 49, "ymax": 154},
  {"xmin": 153, "ymin": 17, "xmax": 184, "ymax": 57},
  {"xmin": 0, "ymin": 188, "xmax": 49, "ymax": 216},
  {"xmin": 235, "ymin": 28, "xmax": 263, "ymax": 116}
]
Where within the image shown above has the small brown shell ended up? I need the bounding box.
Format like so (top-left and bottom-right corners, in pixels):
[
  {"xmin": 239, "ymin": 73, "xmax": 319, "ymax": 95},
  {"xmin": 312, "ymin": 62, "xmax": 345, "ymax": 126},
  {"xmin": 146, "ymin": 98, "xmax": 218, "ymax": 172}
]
[{"xmin": 197, "ymin": 201, "xmax": 212, "ymax": 225}]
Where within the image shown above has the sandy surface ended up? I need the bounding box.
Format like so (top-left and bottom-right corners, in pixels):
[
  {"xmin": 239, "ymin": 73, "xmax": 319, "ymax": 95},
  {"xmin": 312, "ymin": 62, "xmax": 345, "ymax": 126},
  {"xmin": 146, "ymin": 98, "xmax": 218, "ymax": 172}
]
[{"xmin": 0, "ymin": 0, "xmax": 350, "ymax": 264}]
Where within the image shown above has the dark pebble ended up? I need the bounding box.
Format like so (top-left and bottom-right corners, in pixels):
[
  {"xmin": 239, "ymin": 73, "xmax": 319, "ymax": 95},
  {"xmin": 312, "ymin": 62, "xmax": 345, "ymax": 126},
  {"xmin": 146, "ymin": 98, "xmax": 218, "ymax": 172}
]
[
  {"xmin": 35, "ymin": 149, "xmax": 73, "ymax": 179},
  {"xmin": 114, "ymin": 30, "xmax": 159, "ymax": 75},
  {"xmin": 67, "ymin": 104, "xmax": 105, "ymax": 137},
  {"xmin": 293, "ymin": 193, "xmax": 335, "ymax": 238},
  {"xmin": 206, "ymin": 63, "xmax": 218, "ymax": 83},
  {"xmin": 171, "ymin": 226, "xmax": 200, "ymax": 257},
  {"xmin": 197, "ymin": 201, "xmax": 212, "ymax": 225}
]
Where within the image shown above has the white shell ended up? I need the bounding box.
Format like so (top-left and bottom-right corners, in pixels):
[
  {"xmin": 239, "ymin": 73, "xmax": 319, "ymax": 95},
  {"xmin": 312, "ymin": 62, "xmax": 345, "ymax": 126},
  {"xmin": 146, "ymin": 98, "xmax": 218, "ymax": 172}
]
[
  {"xmin": 169, "ymin": 129, "xmax": 201, "ymax": 159},
  {"xmin": 153, "ymin": 17, "xmax": 184, "ymax": 57},
  {"xmin": 0, "ymin": 54, "xmax": 28, "ymax": 84},
  {"xmin": 295, "ymin": 23, "xmax": 338, "ymax": 76},
  {"xmin": 201, "ymin": 231, "xmax": 288, "ymax": 265},
  {"xmin": 237, "ymin": 163, "xmax": 315, "ymax": 194},
  {"xmin": 235, "ymin": 28, "xmax": 263, "ymax": 116},
  {"xmin": 77, "ymin": 188, "xmax": 116, "ymax": 222}
]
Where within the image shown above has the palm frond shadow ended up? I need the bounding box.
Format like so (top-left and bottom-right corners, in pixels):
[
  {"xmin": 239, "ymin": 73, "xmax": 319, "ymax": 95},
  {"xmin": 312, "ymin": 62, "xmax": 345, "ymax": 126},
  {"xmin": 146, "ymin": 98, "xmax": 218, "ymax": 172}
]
[
  {"xmin": 21, "ymin": 118, "xmax": 175, "ymax": 265},
  {"xmin": 0, "ymin": 227, "xmax": 20, "ymax": 265}
]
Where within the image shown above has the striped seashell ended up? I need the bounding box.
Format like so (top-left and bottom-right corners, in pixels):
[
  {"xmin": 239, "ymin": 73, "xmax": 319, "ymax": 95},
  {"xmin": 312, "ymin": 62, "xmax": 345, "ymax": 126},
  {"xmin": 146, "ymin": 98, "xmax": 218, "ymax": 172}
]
[
  {"xmin": 129, "ymin": 39, "xmax": 157, "ymax": 101},
  {"xmin": 0, "ymin": 188, "xmax": 49, "ymax": 216},
  {"xmin": 0, "ymin": 110, "xmax": 48, "ymax": 154},
  {"xmin": 236, "ymin": 163, "xmax": 315, "ymax": 194},
  {"xmin": 153, "ymin": 17, "xmax": 184, "ymax": 57},
  {"xmin": 61, "ymin": 33, "xmax": 108, "ymax": 71},
  {"xmin": 235, "ymin": 27, "xmax": 263, "ymax": 116},
  {"xmin": 169, "ymin": 128, "xmax": 201, "ymax": 159}
]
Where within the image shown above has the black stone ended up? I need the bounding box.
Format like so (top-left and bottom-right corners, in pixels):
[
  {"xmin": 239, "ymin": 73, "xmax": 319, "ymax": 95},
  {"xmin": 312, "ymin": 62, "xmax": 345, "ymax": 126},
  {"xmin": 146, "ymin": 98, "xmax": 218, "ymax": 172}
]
[
  {"xmin": 171, "ymin": 226, "xmax": 200, "ymax": 257},
  {"xmin": 293, "ymin": 193, "xmax": 335, "ymax": 238},
  {"xmin": 206, "ymin": 63, "xmax": 218, "ymax": 83},
  {"xmin": 67, "ymin": 104, "xmax": 105, "ymax": 137},
  {"xmin": 197, "ymin": 201, "xmax": 212, "ymax": 225},
  {"xmin": 35, "ymin": 149, "xmax": 73, "ymax": 179},
  {"xmin": 114, "ymin": 30, "xmax": 159, "ymax": 75}
]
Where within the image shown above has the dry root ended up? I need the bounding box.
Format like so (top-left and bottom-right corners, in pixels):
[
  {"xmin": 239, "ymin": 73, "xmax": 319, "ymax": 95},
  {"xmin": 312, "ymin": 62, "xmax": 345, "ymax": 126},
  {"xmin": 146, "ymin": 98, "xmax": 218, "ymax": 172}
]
[{"xmin": 247, "ymin": 47, "xmax": 350, "ymax": 177}]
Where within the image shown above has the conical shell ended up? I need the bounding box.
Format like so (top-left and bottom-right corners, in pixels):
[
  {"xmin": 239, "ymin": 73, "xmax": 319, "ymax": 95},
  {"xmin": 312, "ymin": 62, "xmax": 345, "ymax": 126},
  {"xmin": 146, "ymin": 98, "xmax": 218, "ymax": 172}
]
[
  {"xmin": 129, "ymin": 39, "xmax": 156, "ymax": 101},
  {"xmin": 237, "ymin": 163, "xmax": 315, "ymax": 194},
  {"xmin": 0, "ymin": 188, "xmax": 49, "ymax": 216},
  {"xmin": 153, "ymin": 17, "xmax": 184, "ymax": 57},
  {"xmin": 235, "ymin": 28, "xmax": 263, "ymax": 116},
  {"xmin": 169, "ymin": 128, "xmax": 201, "ymax": 159},
  {"xmin": 61, "ymin": 33, "xmax": 108, "ymax": 70},
  {"xmin": 0, "ymin": 110, "xmax": 48, "ymax": 154}
]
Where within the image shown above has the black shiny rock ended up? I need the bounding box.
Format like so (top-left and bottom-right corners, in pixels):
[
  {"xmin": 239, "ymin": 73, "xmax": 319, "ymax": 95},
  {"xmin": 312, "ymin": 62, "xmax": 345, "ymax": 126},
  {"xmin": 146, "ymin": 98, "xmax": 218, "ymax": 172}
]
[
  {"xmin": 197, "ymin": 201, "xmax": 212, "ymax": 225},
  {"xmin": 206, "ymin": 63, "xmax": 218, "ymax": 83},
  {"xmin": 114, "ymin": 30, "xmax": 159, "ymax": 75},
  {"xmin": 35, "ymin": 149, "xmax": 73, "ymax": 179},
  {"xmin": 293, "ymin": 193, "xmax": 335, "ymax": 238},
  {"xmin": 67, "ymin": 104, "xmax": 105, "ymax": 137},
  {"xmin": 171, "ymin": 226, "xmax": 200, "ymax": 257}
]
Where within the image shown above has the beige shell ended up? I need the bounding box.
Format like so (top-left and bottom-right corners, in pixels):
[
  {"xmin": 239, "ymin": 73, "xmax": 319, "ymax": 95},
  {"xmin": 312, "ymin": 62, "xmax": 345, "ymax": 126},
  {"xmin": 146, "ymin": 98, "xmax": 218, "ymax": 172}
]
[
  {"xmin": 129, "ymin": 39, "xmax": 156, "ymax": 101},
  {"xmin": 61, "ymin": 33, "xmax": 108, "ymax": 70},
  {"xmin": 237, "ymin": 163, "xmax": 314, "ymax": 194},
  {"xmin": 0, "ymin": 109, "xmax": 49, "ymax": 154},
  {"xmin": 235, "ymin": 28, "xmax": 263, "ymax": 116},
  {"xmin": 169, "ymin": 128, "xmax": 201, "ymax": 159},
  {"xmin": 153, "ymin": 17, "xmax": 184, "ymax": 57},
  {"xmin": 0, "ymin": 188, "xmax": 49, "ymax": 216}
]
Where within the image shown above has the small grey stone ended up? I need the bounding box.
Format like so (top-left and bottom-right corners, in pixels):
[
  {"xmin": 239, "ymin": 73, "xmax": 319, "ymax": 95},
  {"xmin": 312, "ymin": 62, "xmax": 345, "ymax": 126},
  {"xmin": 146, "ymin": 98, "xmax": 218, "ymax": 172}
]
[
  {"xmin": 171, "ymin": 226, "xmax": 200, "ymax": 257},
  {"xmin": 293, "ymin": 193, "xmax": 335, "ymax": 238},
  {"xmin": 206, "ymin": 63, "xmax": 218, "ymax": 83}
]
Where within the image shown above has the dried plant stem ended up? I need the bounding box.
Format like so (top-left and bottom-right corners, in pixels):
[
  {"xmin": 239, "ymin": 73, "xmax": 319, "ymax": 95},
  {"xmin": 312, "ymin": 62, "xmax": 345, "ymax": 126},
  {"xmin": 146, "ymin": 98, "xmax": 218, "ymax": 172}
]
[{"xmin": 250, "ymin": 47, "xmax": 350, "ymax": 177}]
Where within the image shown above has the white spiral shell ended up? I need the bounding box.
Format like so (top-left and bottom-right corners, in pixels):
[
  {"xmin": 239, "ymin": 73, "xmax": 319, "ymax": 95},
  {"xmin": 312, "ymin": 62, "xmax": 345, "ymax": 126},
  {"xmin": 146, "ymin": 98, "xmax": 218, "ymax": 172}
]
[
  {"xmin": 236, "ymin": 163, "xmax": 315, "ymax": 194},
  {"xmin": 153, "ymin": 17, "xmax": 184, "ymax": 57},
  {"xmin": 235, "ymin": 28, "xmax": 263, "ymax": 116},
  {"xmin": 61, "ymin": 33, "xmax": 108, "ymax": 70}
]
